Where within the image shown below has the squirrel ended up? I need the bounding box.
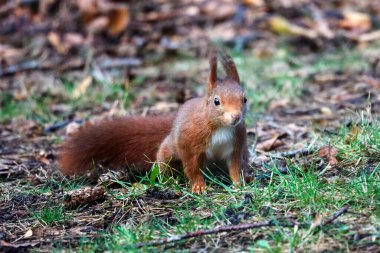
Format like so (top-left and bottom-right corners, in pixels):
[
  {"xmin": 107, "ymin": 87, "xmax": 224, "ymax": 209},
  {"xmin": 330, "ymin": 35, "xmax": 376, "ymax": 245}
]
[{"xmin": 59, "ymin": 50, "xmax": 249, "ymax": 194}]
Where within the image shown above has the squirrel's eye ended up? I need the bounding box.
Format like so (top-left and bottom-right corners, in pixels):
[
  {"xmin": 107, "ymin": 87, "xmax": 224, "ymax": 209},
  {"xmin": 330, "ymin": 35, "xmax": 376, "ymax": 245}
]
[
  {"xmin": 244, "ymin": 97, "xmax": 247, "ymax": 103},
  {"xmin": 214, "ymin": 98, "xmax": 220, "ymax": 106}
]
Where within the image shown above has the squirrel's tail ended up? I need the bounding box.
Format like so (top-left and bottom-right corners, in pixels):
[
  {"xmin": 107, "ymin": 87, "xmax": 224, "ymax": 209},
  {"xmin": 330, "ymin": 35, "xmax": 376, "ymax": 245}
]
[{"xmin": 59, "ymin": 116, "xmax": 174, "ymax": 176}]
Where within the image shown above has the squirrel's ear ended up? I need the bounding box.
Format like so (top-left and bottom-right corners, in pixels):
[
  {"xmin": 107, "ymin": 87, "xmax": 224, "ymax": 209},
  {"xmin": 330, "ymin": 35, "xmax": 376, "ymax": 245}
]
[
  {"xmin": 208, "ymin": 50, "xmax": 217, "ymax": 92},
  {"xmin": 219, "ymin": 52, "xmax": 240, "ymax": 84}
]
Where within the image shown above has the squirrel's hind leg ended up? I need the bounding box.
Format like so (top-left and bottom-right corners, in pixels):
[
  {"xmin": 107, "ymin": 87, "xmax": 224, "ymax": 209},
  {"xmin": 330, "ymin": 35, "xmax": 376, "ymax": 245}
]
[{"xmin": 157, "ymin": 136, "xmax": 175, "ymax": 177}]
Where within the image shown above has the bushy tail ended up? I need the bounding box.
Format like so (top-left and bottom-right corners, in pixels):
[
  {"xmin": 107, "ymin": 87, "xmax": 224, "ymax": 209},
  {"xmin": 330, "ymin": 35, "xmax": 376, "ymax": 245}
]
[{"xmin": 59, "ymin": 116, "xmax": 174, "ymax": 176}]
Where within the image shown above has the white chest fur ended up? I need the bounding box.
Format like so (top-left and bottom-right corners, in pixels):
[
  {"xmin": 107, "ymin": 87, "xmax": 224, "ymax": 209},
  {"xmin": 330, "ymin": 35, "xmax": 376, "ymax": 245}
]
[{"xmin": 205, "ymin": 127, "xmax": 235, "ymax": 160}]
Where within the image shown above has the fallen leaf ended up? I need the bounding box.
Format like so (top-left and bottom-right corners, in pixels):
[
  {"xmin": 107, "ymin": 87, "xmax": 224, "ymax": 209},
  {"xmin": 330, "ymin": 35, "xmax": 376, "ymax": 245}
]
[
  {"xmin": 0, "ymin": 240, "xmax": 39, "ymax": 248},
  {"xmin": 0, "ymin": 44, "xmax": 23, "ymax": 65},
  {"xmin": 269, "ymin": 16, "xmax": 317, "ymax": 39},
  {"xmin": 345, "ymin": 124, "xmax": 360, "ymax": 144},
  {"xmin": 338, "ymin": 11, "xmax": 371, "ymax": 31},
  {"xmin": 73, "ymin": 76, "xmax": 92, "ymax": 98},
  {"xmin": 268, "ymin": 98, "xmax": 290, "ymax": 110},
  {"xmin": 310, "ymin": 213, "xmax": 323, "ymax": 230},
  {"xmin": 87, "ymin": 16, "xmax": 109, "ymax": 34},
  {"xmin": 78, "ymin": 0, "xmax": 100, "ymax": 24},
  {"xmin": 64, "ymin": 186, "xmax": 106, "ymax": 209},
  {"xmin": 320, "ymin": 107, "xmax": 333, "ymax": 116},
  {"xmin": 319, "ymin": 145, "xmax": 338, "ymax": 166},
  {"xmin": 23, "ymin": 229, "xmax": 33, "ymax": 238},
  {"xmin": 108, "ymin": 6, "xmax": 129, "ymax": 36},
  {"xmin": 243, "ymin": 0, "xmax": 264, "ymax": 7},
  {"xmin": 47, "ymin": 32, "xmax": 67, "ymax": 55},
  {"xmin": 66, "ymin": 121, "xmax": 82, "ymax": 135},
  {"xmin": 149, "ymin": 102, "xmax": 179, "ymax": 114},
  {"xmin": 256, "ymin": 134, "xmax": 285, "ymax": 152}
]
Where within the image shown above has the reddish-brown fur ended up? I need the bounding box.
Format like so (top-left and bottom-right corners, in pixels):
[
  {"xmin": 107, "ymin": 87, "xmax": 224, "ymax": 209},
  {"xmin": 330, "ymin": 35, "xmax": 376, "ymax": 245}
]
[
  {"xmin": 157, "ymin": 50, "xmax": 249, "ymax": 193},
  {"xmin": 59, "ymin": 50, "xmax": 249, "ymax": 193},
  {"xmin": 59, "ymin": 116, "xmax": 174, "ymax": 176}
]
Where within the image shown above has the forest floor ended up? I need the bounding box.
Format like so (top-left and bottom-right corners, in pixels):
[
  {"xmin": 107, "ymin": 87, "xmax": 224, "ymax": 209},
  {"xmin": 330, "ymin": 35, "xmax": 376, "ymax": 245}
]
[{"xmin": 1, "ymin": 1, "xmax": 380, "ymax": 252}]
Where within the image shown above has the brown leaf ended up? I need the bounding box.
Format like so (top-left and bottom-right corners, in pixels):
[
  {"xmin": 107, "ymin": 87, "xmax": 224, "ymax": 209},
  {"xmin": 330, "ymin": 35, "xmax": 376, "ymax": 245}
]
[
  {"xmin": 66, "ymin": 121, "xmax": 82, "ymax": 136},
  {"xmin": 108, "ymin": 6, "xmax": 129, "ymax": 36},
  {"xmin": 310, "ymin": 213, "xmax": 323, "ymax": 230},
  {"xmin": 268, "ymin": 98, "xmax": 290, "ymax": 110},
  {"xmin": 78, "ymin": 0, "xmax": 100, "ymax": 24},
  {"xmin": 345, "ymin": 124, "xmax": 360, "ymax": 144},
  {"xmin": 243, "ymin": 0, "xmax": 264, "ymax": 7},
  {"xmin": 319, "ymin": 145, "xmax": 338, "ymax": 166},
  {"xmin": 73, "ymin": 76, "xmax": 92, "ymax": 98},
  {"xmin": 0, "ymin": 44, "xmax": 23, "ymax": 65},
  {"xmin": 320, "ymin": 107, "xmax": 333, "ymax": 116},
  {"xmin": 47, "ymin": 32, "xmax": 67, "ymax": 55},
  {"xmin": 64, "ymin": 186, "xmax": 106, "ymax": 209},
  {"xmin": 338, "ymin": 11, "xmax": 371, "ymax": 31},
  {"xmin": 256, "ymin": 134, "xmax": 285, "ymax": 152},
  {"xmin": 23, "ymin": 229, "xmax": 33, "ymax": 238},
  {"xmin": 202, "ymin": 2, "xmax": 235, "ymax": 20},
  {"xmin": 87, "ymin": 16, "xmax": 109, "ymax": 34},
  {"xmin": 0, "ymin": 240, "xmax": 39, "ymax": 248}
]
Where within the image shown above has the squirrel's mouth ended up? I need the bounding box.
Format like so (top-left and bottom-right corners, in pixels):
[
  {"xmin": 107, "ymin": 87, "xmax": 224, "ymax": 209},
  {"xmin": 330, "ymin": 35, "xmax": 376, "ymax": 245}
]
[{"xmin": 224, "ymin": 118, "xmax": 242, "ymax": 127}]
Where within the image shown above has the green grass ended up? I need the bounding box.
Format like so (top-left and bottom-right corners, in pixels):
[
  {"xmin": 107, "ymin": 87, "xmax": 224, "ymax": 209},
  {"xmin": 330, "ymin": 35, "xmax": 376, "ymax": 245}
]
[
  {"xmin": 2, "ymin": 43, "xmax": 379, "ymax": 251},
  {"xmin": 33, "ymin": 202, "xmax": 66, "ymax": 226},
  {"xmin": 234, "ymin": 45, "xmax": 370, "ymax": 115},
  {"xmin": 0, "ymin": 78, "xmax": 131, "ymax": 123},
  {"xmin": 0, "ymin": 44, "xmax": 370, "ymax": 127},
  {"xmin": 70, "ymin": 115, "xmax": 379, "ymax": 252}
]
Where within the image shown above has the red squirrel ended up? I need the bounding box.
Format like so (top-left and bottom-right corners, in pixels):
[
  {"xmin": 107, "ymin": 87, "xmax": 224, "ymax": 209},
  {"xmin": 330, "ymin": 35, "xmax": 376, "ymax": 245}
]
[{"xmin": 59, "ymin": 50, "xmax": 249, "ymax": 193}]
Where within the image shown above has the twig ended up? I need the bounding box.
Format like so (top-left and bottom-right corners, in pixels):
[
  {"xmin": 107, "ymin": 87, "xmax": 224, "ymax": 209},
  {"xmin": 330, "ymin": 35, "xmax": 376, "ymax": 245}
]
[
  {"xmin": 272, "ymin": 146, "xmax": 320, "ymax": 159},
  {"xmin": 134, "ymin": 220, "xmax": 277, "ymax": 248},
  {"xmin": 0, "ymin": 60, "xmax": 41, "ymax": 77},
  {"xmin": 98, "ymin": 58, "xmax": 142, "ymax": 69},
  {"xmin": 44, "ymin": 119, "xmax": 84, "ymax": 133},
  {"xmin": 133, "ymin": 206, "xmax": 349, "ymax": 248},
  {"xmin": 0, "ymin": 57, "xmax": 142, "ymax": 77},
  {"xmin": 357, "ymin": 30, "xmax": 380, "ymax": 43},
  {"xmin": 322, "ymin": 205, "xmax": 349, "ymax": 226}
]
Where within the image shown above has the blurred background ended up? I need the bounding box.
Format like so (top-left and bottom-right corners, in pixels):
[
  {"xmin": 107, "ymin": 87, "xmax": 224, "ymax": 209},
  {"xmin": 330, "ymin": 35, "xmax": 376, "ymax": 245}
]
[{"xmin": 1, "ymin": 0, "xmax": 380, "ymax": 125}]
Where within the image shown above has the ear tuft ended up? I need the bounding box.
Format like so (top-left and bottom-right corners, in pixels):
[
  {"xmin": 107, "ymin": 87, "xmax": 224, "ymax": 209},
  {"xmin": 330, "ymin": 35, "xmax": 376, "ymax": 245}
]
[
  {"xmin": 208, "ymin": 49, "xmax": 218, "ymax": 92},
  {"xmin": 219, "ymin": 51, "xmax": 240, "ymax": 84}
]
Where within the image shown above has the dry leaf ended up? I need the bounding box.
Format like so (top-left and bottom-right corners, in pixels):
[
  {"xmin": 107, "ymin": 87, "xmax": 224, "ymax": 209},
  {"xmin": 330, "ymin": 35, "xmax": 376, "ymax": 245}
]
[
  {"xmin": 23, "ymin": 229, "xmax": 33, "ymax": 238},
  {"xmin": 87, "ymin": 16, "xmax": 109, "ymax": 34},
  {"xmin": 320, "ymin": 107, "xmax": 333, "ymax": 116},
  {"xmin": 149, "ymin": 102, "xmax": 179, "ymax": 114},
  {"xmin": 0, "ymin": 44, "xmax": 23, "ymax": 64},
  {"xmin": 202, "ymin": 2, "xmax": 235, "ymax": 20},
  {"xmin": 346, "ymin": 124, "xmax": 360, "ymax": 144},
  {"xmin": 319, "ymin": 145, "xmax": 338, "ymax": 166},
  {"xmin": 64, "ymin": 186, "xmax": 106, "ymax": 209},
  {"xmin": 338, "ymin": 11, "xmax": 371, "ymax": 31},
  {"xmin": 66, "ymin": 121, "xmax": 82, "ymax": 135},
  {"xmin": 108, "ymin": 6, "xmax": 129, "ymax": 36},
  {"xmin": 256, "ymin": 134, "xmax": 285, "ymax": 152},
  {"xmin": 310, "ymin": 213, "xmax": 323, "ymax": 230},
  {"xmin": 73, "ymin": 76, "xmax": 92, "ymax": 98},
  {"xmin": 269, "ymin": 16, "xmax": 317, "ymax": 39},
  {"xmin": 268, "ymin": 98, "xmax": 290, "ymax": 110},
  {"xmin": 78, "ymin": 0, "xmax": 100, "ymax": 24},
  {"xmin": 47, "ymin": 32, "xmax": 67, "ymax": 55},
  {"xmin": 243, "ymin": 0, "xmax": 264, "ymax": 7}
]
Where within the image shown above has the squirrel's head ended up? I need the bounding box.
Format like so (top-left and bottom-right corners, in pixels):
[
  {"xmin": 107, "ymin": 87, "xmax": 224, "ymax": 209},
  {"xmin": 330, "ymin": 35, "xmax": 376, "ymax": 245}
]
[{"xmin": 206, "ymin": 50, "xmax": 247, "ymax": 127}]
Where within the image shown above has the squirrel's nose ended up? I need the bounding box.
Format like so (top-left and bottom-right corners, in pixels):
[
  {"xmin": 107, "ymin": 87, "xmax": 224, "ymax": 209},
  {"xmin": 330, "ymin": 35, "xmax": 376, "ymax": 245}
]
[{"xmin": 231, "ymin": 114, "xmax": 241, "ymax": 124}]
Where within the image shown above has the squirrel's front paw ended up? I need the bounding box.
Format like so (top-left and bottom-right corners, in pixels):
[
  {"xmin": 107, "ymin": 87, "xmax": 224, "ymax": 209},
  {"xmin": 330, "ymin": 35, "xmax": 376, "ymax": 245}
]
[{"xmin": 191, "ymin": 181, "xmax": 206, "ymax": 194}]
